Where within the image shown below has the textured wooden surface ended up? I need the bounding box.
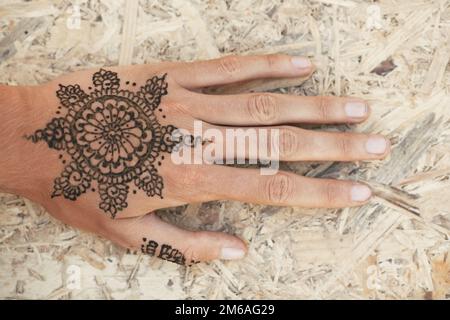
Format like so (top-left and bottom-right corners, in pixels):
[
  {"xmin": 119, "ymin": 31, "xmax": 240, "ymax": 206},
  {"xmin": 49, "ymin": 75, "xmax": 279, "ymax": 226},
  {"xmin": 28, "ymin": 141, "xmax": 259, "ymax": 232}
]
[{"xmin": 0, "ymin": 0, "xmax": 449, "ymax": 299}]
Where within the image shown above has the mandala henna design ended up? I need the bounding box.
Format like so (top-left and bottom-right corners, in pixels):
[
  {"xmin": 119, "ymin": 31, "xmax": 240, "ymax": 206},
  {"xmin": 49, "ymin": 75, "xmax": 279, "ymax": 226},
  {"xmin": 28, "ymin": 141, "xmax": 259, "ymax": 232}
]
[{"xmin": 27, "ymin": 69, "xmax": 181, "ymax": 218}]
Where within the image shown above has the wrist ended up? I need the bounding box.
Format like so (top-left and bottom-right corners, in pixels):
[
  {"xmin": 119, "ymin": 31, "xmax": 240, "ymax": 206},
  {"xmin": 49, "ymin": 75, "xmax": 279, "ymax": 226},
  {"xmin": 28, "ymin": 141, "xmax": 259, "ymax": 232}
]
[{"xmin": 0, "ymin": 84, "xmax": 53, "ymax": 201}]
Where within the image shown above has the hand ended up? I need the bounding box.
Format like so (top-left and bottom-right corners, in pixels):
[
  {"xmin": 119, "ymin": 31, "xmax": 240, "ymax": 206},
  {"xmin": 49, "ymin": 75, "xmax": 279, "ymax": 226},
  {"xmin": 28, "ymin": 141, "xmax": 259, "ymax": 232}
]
[{"xmin": 1, "ymin": 54, "xmax": 390, "ymax": 265}]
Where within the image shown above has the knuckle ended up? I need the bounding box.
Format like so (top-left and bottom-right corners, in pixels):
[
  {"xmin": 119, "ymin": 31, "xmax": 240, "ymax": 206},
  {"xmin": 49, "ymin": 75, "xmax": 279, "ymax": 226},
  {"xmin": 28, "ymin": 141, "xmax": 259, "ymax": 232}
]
[
  {"xmin": 337, "ymin": 135, "xmax": 352, "ymax": 155},
  {"xmin": 163, "ymin": 100, "xmax": 190, "ymax": 116},
  {"xmin": 264, "ymin": 54, "xmax": 282, "ymax": 69},
  {"xmin": 316, "ymin": 96, "xmax": 332, "ymax": 121},
  {"xmin": 185, "ymin": 231, "xmax": 211, "ymax": 262},
  {"xmin": 277, "ymin": 128, "xmax": 299, "ymax": 158},
  {"xmin": 218, "ymin": 55, "xmax": 241, "ymax": 77},
  {"xmin": 324, "ymin": 181, "xmax": 342, "ymax": 204},
  {"xmin": 246, "ymin": 93, "xmax": 279, "ymax": 123},
  {"xmin": 262, "ymin": 172, "xmax": 294, "ymax": 204}
]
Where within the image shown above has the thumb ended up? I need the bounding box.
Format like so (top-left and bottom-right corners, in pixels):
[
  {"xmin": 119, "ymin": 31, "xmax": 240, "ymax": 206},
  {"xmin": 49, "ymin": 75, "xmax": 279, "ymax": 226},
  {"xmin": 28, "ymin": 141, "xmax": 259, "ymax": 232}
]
[{"xmin": 104, "ymin": 212, "xmax": 247, "ymax": 265}]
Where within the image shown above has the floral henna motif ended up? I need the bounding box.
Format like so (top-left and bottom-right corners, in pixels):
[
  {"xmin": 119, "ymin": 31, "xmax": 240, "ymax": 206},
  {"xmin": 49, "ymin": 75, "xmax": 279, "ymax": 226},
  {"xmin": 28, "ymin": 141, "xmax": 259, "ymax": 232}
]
[
  {"xmin": 140, "ymin": 74, "xmax": 168, "ymax": 110},
  {"xmin": 134, "ymin": 165, "xmax": 163, "ymax": 197},
  {"xmin": 56, "ymin": 84, "xmax": 88, "ymax": 107},
  {"xmin": 27, "ymin": 118, "xmax": 68, "ymax": 150},
  {"xmin": 99, "ymin": 183, "xmax": 129, "ymax": 216},
  {"xmin": 52, "ymin": 162, "xmax": 91, "ymax": 200},
  {"xmin": 93, "ymin": 69, "xmax": 120, "ymax": 90},
  {"xmin": 27, "ymin": 69, "xmax": 180, "ymax": 218}
]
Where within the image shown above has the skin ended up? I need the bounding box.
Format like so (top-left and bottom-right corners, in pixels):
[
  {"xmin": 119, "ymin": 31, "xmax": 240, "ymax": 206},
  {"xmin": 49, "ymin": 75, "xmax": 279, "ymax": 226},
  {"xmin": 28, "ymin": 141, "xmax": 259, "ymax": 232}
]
[{"xmin": 0, "ymin": 54, "xmax": 390, "ymax": 264}]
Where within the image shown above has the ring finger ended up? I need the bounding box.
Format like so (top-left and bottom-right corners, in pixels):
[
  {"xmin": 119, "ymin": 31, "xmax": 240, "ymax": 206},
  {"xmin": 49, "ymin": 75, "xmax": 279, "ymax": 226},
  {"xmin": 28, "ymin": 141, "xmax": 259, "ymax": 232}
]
[{"xmin": 196, "ymin": 125, "xmax": 390, "ymax": 162}]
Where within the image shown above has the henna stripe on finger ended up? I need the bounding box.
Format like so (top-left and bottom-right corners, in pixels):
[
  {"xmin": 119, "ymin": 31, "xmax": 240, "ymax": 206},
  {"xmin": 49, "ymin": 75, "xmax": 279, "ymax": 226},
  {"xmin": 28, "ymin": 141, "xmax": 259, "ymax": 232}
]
[{"xmin": 139, "ymin": 237, "xmax": 200, "ymax": 266}]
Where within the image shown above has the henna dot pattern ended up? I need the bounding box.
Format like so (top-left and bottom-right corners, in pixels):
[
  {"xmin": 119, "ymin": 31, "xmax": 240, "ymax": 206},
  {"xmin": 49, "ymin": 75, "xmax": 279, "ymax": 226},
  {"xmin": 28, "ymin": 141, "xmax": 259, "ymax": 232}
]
[{"xmin": 26, "ymin": 69, "xmax": 179, "ymax": 218}]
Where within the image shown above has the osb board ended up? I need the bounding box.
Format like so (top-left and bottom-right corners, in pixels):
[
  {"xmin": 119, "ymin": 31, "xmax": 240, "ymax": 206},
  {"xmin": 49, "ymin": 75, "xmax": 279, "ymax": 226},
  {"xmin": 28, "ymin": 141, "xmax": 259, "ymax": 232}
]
[{"xmin": 0, "ymin": 0, "xmax": 449, "ymax": 300}]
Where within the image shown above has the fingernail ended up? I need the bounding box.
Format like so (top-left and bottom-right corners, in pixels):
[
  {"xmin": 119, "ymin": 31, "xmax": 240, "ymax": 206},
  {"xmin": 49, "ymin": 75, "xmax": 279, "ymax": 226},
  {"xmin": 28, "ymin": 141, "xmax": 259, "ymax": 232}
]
[
  {"xmin": 351, "ymin": 184, "xmax": 372, "ymax": 202},
  {"xmin": 365, "ymin": 136, "xmax": 388, "ymax": 154},
  {"xmin": 345, "ymin": 101, "xmax": 368, "ymax": 118},
  {"xmin": 291, "ymin": 56, "xmax": 312, "ymax": 70},
  {"xmin": 220, "ymin": 247, "xmax": 246, "ymax": 260}
]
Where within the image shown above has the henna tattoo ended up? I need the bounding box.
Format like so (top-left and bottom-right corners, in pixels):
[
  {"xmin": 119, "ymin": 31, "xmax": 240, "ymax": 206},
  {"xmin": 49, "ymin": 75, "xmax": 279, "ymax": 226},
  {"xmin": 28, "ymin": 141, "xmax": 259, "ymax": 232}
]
[
  {"xmin": 26, "ymin": 69, "xmax": 180, "ymax": 218},
  {"xmin": 139, "ymin": 238, "xmax": 200, "ymax": 266},
  {"xmin": 141, "ymin": 238, "xmax": 158, "ymax": 256},
  {"xmin": 158, "ymin": 243, "xmax": 186, "ymax": 265}
]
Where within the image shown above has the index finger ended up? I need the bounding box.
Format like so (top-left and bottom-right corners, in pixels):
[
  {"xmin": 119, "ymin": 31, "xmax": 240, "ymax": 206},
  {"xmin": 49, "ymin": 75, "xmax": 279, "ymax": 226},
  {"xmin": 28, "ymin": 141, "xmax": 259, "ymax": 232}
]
[{"xmin": 170, "ymin": 54, "xmax": 315, "ymax": 89}]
